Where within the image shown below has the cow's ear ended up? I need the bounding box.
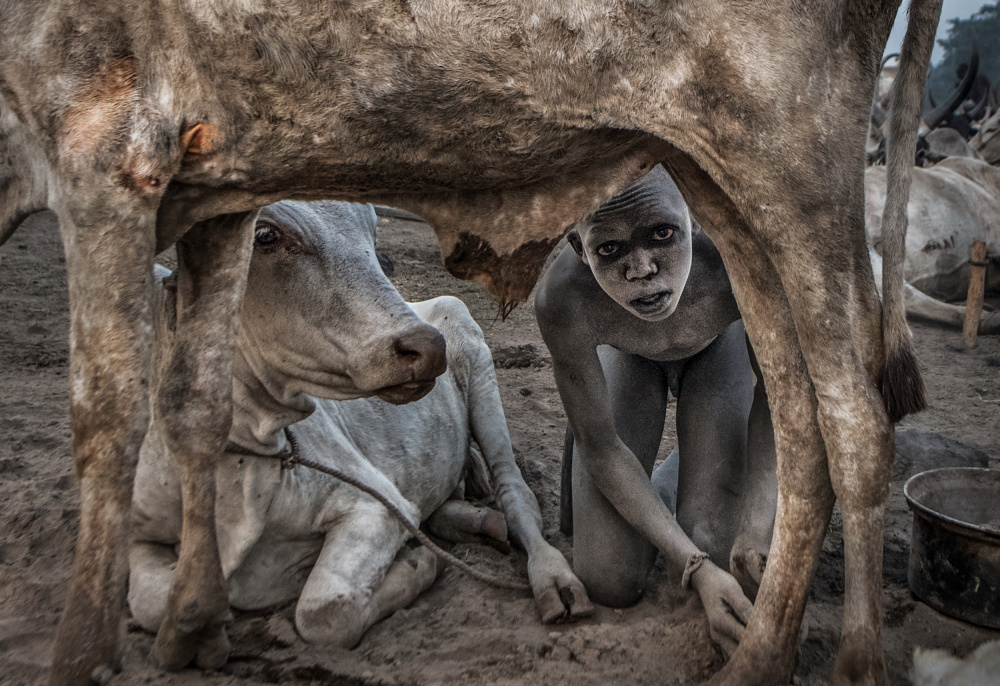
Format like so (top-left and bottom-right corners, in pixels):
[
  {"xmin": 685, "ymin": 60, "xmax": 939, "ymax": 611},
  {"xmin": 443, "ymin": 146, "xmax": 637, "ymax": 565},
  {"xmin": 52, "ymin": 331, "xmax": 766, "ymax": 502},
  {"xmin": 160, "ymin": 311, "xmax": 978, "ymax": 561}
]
[
  {"xmin": 690, "ymin": 215, "xmax": 703, "ymax": 235},
  {"xmin": 567, "ymin": 228, "xmax": 586, "ymax": 260}
]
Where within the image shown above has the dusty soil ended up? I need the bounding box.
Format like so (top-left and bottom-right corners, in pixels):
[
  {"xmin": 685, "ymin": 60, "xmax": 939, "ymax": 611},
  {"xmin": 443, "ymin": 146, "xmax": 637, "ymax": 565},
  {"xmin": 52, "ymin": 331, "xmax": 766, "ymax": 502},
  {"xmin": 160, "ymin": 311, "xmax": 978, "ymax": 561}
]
[{"xmin": 2, "ymin": 210, "xmax": 999, "ymax": 686}]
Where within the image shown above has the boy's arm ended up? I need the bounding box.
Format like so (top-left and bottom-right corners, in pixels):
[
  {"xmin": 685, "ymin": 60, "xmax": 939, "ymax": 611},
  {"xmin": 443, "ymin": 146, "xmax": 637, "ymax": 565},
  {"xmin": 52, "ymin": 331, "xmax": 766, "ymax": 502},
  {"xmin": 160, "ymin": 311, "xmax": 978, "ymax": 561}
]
[
  {"xmin": 538, "ymin": 294, "xmax": 752, "ymax": 655},
  {"xmin": 548, "ymin": 339, "xmax": 701, "ymax": 569}
]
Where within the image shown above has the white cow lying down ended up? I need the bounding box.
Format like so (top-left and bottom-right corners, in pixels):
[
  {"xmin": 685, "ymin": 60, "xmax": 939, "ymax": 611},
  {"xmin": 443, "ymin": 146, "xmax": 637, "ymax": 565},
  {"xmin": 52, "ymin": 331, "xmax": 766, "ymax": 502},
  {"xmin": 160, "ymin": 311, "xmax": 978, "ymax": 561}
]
[
  {"xmin": 866, "ymin": 157, "xmax": 1000, "ymax": 335},
  {"xmin": 129, "ymin": 200, "xmax": 592, "ymax": 648}
]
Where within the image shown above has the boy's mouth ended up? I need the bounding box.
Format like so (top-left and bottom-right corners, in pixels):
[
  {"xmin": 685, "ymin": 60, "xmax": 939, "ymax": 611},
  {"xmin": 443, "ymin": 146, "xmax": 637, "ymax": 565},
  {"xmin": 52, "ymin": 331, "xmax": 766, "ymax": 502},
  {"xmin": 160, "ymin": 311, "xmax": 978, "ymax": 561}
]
[{"xmin": 629, "ymin": 289, "xmax": 672, "ymax": 314}]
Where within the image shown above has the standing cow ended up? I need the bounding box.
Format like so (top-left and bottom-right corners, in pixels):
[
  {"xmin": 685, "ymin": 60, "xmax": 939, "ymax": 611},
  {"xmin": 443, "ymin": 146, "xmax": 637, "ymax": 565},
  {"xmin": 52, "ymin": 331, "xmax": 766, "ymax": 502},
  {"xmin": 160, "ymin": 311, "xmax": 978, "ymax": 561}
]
[{"xmin": 0, "ymin": 1, "xmax": 940, "ymax": 684}]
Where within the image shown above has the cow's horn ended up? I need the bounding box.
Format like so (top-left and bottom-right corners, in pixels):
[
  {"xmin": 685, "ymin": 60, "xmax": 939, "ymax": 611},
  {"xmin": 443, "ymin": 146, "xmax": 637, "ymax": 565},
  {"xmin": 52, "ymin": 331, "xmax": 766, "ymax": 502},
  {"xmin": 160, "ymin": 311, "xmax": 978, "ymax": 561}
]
[
  {"xmin": 967, "ymin": 82, "xmax": 990, "ymax": 122},
  {"xmin": 924, "ymin": 42, "xmax": 979, "ymax": 130}
]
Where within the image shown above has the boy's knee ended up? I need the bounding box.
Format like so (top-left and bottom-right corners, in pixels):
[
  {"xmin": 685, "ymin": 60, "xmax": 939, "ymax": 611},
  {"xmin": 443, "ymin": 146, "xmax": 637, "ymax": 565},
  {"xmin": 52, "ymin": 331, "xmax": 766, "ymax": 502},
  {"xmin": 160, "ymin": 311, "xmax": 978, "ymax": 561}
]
[{"xmin": 573, "ymin": 555, "xmax": 648, "ymax": 608}]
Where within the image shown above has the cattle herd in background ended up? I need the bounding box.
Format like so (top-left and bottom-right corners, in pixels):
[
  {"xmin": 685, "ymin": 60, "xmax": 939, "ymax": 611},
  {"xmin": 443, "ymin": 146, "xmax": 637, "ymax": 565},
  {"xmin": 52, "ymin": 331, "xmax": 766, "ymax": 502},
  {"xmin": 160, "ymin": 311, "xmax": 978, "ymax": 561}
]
[
  {"xmin": 870, "ymin": 44, "xmax": 1000, "ymax": 166},
  {"xmin": 865, "ymin": 46, "xmax": 1000, "ymax": 331}
]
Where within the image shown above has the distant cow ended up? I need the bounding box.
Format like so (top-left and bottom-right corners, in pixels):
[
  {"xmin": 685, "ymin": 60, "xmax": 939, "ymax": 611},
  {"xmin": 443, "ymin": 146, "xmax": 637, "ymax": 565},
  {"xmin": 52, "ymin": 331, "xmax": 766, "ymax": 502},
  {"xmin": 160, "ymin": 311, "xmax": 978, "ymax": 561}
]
[
  {"xmin": 0, "ymin": 1, "xmax": 941, "ymax": 684},
  {"xmin": 129, "ymin": 200, "xmax": 591, "ymax": 648},
  {"xmin": 868, "ymin": 46, "xmax": 985, "ymax": 166},
  {"xmin": 866, "ymin": 157, "xmax": 1000, "ymax": 302},
  {"xmin": 970, "ymin": 108, "xmax": 1000, "ymax": 165}
]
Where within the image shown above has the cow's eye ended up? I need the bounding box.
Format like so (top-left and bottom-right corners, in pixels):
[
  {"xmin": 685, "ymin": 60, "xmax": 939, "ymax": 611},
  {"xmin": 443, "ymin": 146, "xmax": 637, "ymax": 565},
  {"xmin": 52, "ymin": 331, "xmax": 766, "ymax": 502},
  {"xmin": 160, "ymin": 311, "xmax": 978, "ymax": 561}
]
[
  {"xmin": 254, "ymin": 223, "xmax": 281, "ymax": 248},
  {"xmin": 596, "ymin": 241, "xmax": 619, "ymax": 257},
  {"xmin": 652, "ymin": 226, "xmax": 675, "ymax": 241}
]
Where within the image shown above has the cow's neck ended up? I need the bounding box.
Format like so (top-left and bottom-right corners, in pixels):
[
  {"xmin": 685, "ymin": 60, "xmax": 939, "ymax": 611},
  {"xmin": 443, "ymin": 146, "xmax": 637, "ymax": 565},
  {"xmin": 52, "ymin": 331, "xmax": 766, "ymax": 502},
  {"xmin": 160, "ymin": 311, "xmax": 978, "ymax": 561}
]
[{"xmin": 228, "ymin": 347, "xmax": 316, "ymax": 455}]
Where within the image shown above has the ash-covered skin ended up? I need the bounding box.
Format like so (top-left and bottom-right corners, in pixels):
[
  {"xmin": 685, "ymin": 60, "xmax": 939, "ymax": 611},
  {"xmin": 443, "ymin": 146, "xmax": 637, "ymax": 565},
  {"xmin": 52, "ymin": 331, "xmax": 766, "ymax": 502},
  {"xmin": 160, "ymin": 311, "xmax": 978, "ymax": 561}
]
[
  {"xmin": 536, "ymin": 167, "xmax": 777, "ymax": 656},
  {"xmin": 570, "ymin": 166, "xmax": 694, "ymax": 321}
]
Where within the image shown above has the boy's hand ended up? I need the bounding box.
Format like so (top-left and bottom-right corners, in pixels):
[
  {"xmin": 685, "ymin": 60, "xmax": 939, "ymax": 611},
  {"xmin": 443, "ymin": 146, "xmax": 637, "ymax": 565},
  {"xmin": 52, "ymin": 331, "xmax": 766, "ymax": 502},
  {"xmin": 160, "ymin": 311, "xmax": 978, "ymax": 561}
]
[{"xmin": 691, "ymin": 560, "xmax": 754, "ymax": 657}]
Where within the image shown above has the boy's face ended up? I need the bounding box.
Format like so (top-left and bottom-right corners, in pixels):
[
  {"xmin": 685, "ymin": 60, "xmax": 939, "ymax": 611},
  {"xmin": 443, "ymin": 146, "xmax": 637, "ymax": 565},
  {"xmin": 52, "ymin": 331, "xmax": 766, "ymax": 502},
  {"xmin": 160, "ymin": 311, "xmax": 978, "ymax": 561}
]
[{"xmin": 572, "ymin": 171, "xmax": 694, "ymax": 321}]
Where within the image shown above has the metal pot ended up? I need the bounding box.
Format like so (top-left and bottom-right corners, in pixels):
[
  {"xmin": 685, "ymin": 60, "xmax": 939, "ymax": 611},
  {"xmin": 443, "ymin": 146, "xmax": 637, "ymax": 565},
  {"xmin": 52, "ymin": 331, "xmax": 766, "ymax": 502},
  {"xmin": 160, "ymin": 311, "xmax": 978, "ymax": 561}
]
[{"xmin": 904, "ymin": 467, "xmax": 1000, "ymax": 628}]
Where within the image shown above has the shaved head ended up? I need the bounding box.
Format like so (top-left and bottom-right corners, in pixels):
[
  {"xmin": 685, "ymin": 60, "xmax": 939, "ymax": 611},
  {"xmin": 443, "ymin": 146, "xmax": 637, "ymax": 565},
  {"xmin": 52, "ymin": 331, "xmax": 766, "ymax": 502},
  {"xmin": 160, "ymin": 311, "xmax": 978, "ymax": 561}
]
[{"xmin": 588, "ymin": 166, "xmax": 681, "ymax": 226}]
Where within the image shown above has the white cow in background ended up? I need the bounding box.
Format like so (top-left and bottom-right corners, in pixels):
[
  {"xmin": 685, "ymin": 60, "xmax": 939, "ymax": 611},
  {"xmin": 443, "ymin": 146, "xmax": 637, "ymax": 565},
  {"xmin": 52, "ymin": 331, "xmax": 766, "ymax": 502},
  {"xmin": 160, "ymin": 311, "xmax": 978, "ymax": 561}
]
[
  {"xmin": 129, "ymin": 201, "xmax": 592, "ymax": 649},
  {"xmin": 866, "ymin": 157, "xmax": 1000, "ymax": 334}
]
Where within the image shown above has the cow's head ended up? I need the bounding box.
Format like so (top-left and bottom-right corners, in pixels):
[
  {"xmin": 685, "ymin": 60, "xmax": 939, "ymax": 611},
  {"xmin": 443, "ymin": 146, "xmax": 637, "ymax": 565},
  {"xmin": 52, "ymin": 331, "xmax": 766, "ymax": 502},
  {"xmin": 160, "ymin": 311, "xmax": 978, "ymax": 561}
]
[
  {"xmin": 239, "ymin": 201, "xmax": 446, "ymax": 405},
  {"xmin": 567, "ymin": 165, "xmax": 695, "ymax": 321}
]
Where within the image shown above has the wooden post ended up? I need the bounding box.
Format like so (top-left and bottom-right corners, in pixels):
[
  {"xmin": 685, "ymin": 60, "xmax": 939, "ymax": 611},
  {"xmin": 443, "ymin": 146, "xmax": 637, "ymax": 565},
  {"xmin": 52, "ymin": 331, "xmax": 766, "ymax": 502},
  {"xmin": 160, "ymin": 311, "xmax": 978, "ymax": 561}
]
[{"xmin": 963, "ymin": 240, "xmax": 987, "ymax": 348}]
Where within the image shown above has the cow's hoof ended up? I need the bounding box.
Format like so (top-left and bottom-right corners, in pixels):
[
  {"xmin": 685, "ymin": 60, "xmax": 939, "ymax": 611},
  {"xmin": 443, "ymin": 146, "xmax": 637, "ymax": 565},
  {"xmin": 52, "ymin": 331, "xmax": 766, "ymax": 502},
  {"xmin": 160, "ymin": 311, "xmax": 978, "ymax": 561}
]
[
  {"xmin": 831, "ymin": 630, "xmax": 887, "ymax": 686},
  {"xmin": 404, "ymin": 545, "xmax": 444, "ymax": 583},
  {"xmin": 152, "ymin": 610, "xmax": 232, "ymax": 672},
  {"xmin": 194, "ymin": 623, "xmax": 232, "ymax": 670}
]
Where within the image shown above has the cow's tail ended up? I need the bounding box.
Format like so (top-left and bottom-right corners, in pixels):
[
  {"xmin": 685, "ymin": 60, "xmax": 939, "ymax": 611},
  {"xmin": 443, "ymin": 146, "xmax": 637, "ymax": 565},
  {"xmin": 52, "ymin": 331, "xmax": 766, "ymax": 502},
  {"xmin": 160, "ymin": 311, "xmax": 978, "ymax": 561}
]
[{"xmin": 879, "ymin": 0, "xmax": 941, "ymax": 422}]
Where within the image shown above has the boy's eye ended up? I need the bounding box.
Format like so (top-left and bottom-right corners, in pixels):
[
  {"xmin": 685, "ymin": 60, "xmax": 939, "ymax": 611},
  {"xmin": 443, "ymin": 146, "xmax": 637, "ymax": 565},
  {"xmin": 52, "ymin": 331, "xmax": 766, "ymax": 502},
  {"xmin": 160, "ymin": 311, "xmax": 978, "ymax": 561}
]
[
  {"xmin": 652, "ymin": 226, "xmax": 675, "ymax": 240},
  {"xmin": 596, "ymin": 242, "xmax": 619, "ymax": 257}
]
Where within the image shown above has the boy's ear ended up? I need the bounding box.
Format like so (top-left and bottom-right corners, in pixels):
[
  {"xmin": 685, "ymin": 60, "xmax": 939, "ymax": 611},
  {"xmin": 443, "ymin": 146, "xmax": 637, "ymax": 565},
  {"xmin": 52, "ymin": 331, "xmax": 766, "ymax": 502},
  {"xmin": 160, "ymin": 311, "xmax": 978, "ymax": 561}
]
[{"xmin": 567, "ymin": 228, "xmax": 587, "ymax": 261}]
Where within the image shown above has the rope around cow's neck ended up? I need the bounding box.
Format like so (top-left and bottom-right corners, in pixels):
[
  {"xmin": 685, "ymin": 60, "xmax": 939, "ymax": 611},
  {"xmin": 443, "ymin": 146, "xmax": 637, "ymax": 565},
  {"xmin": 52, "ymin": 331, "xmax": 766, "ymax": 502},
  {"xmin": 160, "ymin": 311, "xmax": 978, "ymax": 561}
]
[{"xmin": 228, "ymin": 428, "xmax": 531, "ymax": 592}]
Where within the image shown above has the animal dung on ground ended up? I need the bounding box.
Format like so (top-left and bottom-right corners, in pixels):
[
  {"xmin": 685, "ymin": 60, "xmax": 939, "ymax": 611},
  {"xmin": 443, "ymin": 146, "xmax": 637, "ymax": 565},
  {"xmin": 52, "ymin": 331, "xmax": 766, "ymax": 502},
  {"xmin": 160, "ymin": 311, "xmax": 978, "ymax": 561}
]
[
  {"xmin": 491, "ymin": 344, "xmax": 548, "ymax": 369},
  {"xmin": 892, "ymin": 430, "xmax": 990, "ymax": 482}
]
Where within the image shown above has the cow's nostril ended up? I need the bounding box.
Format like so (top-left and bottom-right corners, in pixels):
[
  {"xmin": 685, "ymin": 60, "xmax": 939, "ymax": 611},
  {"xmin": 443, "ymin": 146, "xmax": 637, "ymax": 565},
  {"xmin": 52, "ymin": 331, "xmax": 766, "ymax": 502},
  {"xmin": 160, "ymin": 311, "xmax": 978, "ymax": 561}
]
[
  {"xmin": 393, "ymin": 340, "xmax": 421, "ymax": 359},
  {"xmin": 392, "ymin": 328, "xmax": 447, "ymax": 379}
]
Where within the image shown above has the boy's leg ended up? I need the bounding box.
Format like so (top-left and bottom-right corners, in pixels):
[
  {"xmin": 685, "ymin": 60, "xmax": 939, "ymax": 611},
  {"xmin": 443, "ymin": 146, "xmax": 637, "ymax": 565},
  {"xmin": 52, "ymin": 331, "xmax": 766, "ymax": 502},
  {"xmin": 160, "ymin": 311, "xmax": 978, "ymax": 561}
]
[
  {"xmin": 674, "ymin": 320, "xmax": 755, "ymax": 566},
  {"xmin": 571, "ymin": 347, "xmax": 668, "ymax": 607},
  {"xmin": 730, "ymin": 339, "xmax": 778, "ymax": 599}
]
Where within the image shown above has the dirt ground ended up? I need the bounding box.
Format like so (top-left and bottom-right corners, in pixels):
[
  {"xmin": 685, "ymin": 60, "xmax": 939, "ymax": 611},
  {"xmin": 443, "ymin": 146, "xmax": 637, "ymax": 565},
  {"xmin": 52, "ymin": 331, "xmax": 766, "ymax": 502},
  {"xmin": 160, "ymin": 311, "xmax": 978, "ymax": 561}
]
[{"xmin": 1, "ymin": 210, "xmax": 999, "ymax": 686}]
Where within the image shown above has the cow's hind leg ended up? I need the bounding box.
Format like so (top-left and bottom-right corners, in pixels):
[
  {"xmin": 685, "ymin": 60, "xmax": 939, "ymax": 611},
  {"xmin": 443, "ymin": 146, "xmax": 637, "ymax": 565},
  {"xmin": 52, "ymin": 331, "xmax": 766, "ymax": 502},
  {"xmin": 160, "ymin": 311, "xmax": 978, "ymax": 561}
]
[
  {"xmin": 770, "ymin": 236, "xmax": 894, "ymax": 686},
  {"xmin": 151, "ymin": 212, "xmax": 255, "ymax": 670},
  {"xmin": 706, "ymin": 183, "xmax": 893, "ymax": 684},
  {"xmin": 295, "ymin": 503, "xmax": 439, "ymax": 647},
  {"xmin": 425, "ymin": 499, "xmax": 509, "ymax": 547},
  {"xmin": 662, "ymin": 152, "xmax": 834, "ymax": 686}
]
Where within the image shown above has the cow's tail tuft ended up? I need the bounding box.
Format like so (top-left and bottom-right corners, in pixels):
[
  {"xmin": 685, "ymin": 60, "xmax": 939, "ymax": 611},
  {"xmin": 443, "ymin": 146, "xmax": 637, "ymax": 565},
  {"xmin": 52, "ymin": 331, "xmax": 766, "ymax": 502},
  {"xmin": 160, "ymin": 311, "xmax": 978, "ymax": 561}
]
[{"xmin": 879, "ymin": 0, "xmax": 942, "ymax": 421}]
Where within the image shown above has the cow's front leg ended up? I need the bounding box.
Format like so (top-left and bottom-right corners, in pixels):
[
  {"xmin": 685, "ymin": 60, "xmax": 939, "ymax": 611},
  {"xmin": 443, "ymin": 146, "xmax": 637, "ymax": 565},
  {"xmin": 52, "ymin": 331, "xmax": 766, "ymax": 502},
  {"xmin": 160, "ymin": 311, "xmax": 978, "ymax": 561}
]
[
  {"xmin": 151, "ymin": 212, "xmax": 255, "ymax": 671},
  {"xmin": 296, "ymin": 503, "xmax": 437, "ymax": 647},
  {"xmin": 49, "ymin": 196, "xmax": 159, "ymax": 686}
]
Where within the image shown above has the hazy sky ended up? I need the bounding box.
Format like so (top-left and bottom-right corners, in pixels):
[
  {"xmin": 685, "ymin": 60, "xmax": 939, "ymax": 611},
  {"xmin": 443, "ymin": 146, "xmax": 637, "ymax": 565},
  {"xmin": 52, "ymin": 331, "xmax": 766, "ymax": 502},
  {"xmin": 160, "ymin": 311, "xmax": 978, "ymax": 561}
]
[{"xmin": 885, "ymin": 0, "xmax": 992, "ymax": 63}]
